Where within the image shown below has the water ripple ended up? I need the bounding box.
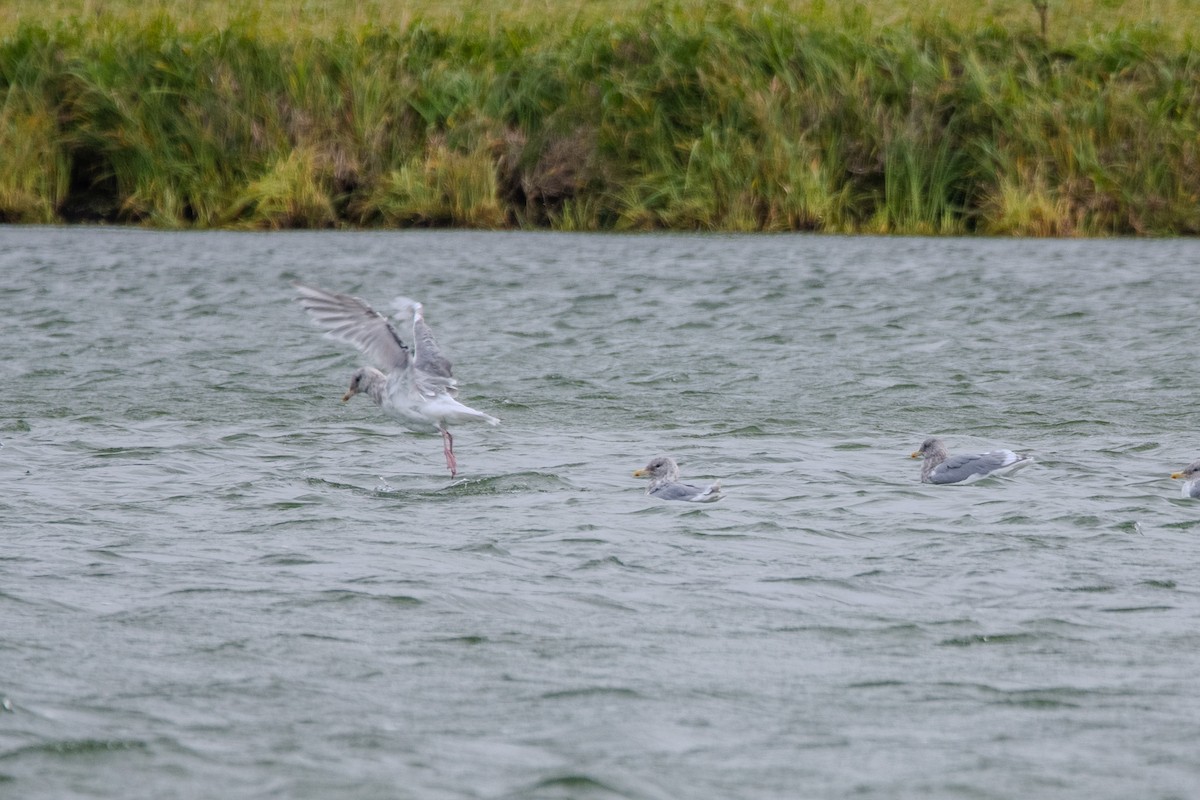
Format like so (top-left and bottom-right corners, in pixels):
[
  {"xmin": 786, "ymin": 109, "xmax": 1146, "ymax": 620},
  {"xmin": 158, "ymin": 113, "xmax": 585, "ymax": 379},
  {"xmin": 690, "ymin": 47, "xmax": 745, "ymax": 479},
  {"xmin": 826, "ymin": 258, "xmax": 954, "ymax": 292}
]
[{"xmin": 3, "ymin": 229, "xmax": 1200, "ymax": 799}]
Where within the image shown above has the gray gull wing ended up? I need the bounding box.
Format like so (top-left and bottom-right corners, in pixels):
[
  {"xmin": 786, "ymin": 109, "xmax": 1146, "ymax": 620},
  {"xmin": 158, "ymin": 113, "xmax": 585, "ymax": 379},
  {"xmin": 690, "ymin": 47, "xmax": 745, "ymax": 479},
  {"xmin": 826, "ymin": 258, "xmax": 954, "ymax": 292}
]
[
  {"xmin": 295, "ymin": 283, "xmax": 409, "ymax": 371},
  {"xmin": 393, "ymin": 296, "xmax": 458, "ymax": 398},
  {"xmin": 650, "ymin": 481, "xmax": 722, "ymax": 502},
  {"xmin": 929, "ymin": 450, "xmax": 1026, "ymax": 484}
]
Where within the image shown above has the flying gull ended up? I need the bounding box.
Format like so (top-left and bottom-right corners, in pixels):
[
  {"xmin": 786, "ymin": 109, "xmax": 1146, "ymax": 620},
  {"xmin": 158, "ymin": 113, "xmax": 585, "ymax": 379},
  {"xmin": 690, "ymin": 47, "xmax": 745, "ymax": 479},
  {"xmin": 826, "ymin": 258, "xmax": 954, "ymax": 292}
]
[{"xmin": 295, "ymin": 282, "xmax": 499, "ymax": 477}]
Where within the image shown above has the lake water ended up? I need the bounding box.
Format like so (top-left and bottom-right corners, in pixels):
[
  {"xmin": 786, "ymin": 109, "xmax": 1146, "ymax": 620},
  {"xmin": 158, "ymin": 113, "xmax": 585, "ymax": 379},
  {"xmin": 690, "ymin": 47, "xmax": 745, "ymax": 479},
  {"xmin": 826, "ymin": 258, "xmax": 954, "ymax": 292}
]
[{"xmin": 3, "ymin": 227, "xmax": 1199, "ymax": 799}]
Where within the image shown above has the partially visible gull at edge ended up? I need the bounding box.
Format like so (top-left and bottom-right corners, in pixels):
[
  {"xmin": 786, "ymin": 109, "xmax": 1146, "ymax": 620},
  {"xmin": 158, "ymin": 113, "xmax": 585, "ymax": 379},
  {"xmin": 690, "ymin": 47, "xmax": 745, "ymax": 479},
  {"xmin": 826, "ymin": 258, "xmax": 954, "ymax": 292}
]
[
  {"xmin": 1170, "ymin": 461, "xmax": 1200, "ymax": 498},
  {"xmin": 911, "ymin": 437, "xmax": 1032, "ymax": 485},
  {"xmin": 294, "ymin": 282, "xmax": 499, "ymax": 477},
  {"xmin": 633, "ymin": 456, "xmax": 722, "ymax": 502}
]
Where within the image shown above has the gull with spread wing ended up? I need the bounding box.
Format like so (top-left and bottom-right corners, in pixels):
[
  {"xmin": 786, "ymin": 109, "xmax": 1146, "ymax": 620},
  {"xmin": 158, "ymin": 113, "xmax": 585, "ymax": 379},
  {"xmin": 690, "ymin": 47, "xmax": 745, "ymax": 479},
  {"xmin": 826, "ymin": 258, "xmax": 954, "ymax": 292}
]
[{"xmin": 295, "ymin": 282, "xmax": 499, "ymax": 477}]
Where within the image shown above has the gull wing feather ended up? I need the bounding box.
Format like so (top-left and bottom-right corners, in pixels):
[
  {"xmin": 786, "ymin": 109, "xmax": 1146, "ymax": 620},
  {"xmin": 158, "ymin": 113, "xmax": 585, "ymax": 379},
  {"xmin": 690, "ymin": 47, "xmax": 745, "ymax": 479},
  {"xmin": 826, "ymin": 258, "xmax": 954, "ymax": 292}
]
[
  {"xmin": 295, "ymin": 283, "xmax": 409, "ymax": 371},
  {"xmin": 931, "ymin": 450, "xmax": 1022, "ymax": 484},
  {"xmin": 393, "ymin": 296, "xmax": 458, "ymax": 398},
  {"xmin": 650, "ymin": 481, "xmax": 722, "ymax": 502}
]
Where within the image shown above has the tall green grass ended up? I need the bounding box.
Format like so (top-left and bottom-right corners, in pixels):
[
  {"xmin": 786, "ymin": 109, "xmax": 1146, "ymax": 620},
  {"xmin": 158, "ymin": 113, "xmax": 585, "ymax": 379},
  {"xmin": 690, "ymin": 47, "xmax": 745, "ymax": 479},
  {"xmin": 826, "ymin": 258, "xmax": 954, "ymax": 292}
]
[{"xmin": 1, "ymin": 2, "xmax": 1198, "ymax": 233}]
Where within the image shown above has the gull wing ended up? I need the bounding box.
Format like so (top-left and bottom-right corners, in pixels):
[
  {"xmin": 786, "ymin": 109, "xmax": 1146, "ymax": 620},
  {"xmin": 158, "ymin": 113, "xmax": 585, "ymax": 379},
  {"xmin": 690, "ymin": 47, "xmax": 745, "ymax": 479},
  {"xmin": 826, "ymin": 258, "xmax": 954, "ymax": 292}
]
[
  {"xmin": 931, "ymin": 450, "xmax": 1022, "ymax": 484},
  {"xmin": 650, "ymin": 481, "xmax": 722, "ymax": 502},
  {"xmin": 393, "ymin": 296, "xmax": 458, "ymax": 398},
  {"xmin": 295, "ymin": 282, "xmax": 409, "ymax": 371}
]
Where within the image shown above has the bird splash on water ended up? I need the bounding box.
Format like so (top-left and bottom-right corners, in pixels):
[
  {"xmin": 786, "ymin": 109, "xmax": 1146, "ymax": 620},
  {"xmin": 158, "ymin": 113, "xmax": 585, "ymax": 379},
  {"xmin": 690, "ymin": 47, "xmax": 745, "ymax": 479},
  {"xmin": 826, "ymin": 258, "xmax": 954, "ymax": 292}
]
[{"xmin": 295, "ymin": 282, "xmax": 499, "ymax": 477}]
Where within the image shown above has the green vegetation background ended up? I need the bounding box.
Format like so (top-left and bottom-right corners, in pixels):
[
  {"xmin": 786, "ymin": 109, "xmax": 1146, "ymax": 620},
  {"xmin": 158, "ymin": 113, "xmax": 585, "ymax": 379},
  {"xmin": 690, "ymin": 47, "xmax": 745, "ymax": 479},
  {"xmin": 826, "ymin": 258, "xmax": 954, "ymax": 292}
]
[{"xmin": 2, "ymin": 0, "xmax": 1198, "ymax": 234}]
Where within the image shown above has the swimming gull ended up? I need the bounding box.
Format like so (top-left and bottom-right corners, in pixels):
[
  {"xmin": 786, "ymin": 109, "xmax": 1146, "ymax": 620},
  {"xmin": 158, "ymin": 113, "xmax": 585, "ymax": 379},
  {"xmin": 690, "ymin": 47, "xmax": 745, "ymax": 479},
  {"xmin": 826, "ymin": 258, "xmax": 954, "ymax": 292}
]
[
  {"xmin": 1170, "ymin": 461, "xmax": 1200, "ymax": 498},
  {"xmin": 911, "ymin": 437, "xmax": 1032, "ymax": 484},
  {"xmin": 633, "ymin": 456, "xmax": 722, "ymax": 502},
  {"xmin": 295, "ymin": 282, "xmax": 499, "ymax": 477}
]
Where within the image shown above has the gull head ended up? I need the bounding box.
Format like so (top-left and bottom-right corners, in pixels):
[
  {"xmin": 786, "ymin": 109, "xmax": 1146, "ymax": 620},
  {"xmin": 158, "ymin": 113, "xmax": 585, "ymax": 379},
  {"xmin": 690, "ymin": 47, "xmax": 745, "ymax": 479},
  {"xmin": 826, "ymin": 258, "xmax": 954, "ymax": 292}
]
[
  {"xmin": 1171, "ymin": 460, "xmax": 1200, "ymax": 481},
  {"xmin": 911, "ymin": 437, "xmax": 948, "ymax": 460},
  {"xmin": 633, "ymin": 456, "xmax": 681, "ymax": 482},
  {"xmin": 342, "ymin": 367, "xmax": 373, "ymax": 402}
]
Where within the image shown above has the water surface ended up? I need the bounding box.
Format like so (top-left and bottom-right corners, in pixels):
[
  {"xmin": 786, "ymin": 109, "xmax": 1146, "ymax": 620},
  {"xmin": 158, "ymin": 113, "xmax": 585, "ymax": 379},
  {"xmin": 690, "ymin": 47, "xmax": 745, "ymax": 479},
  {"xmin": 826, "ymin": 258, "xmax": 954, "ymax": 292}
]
[{"xmin": 2, "ymin": 228, "xmax": 1199, "ymax": 799}]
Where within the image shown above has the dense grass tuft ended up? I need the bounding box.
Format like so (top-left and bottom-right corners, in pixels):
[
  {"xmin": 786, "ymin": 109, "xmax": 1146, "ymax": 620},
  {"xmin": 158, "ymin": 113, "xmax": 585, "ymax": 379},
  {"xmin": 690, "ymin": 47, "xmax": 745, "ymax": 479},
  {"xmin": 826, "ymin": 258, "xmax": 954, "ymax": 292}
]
[{"xmin": 1, "ymin": 1, "xmax": 1198, "ymax": 233}]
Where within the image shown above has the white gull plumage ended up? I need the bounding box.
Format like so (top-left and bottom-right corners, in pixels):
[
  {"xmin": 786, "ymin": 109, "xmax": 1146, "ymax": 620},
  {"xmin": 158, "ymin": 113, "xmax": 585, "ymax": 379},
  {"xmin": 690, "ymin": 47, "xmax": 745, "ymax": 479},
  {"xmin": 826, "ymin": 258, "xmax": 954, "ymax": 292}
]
[
  {"xmin": 633, "ymin": 456, "xmax": 722, "ymax": 502},
  {"xmin": 911, "ymin": 437, "xmax": 1032, "ymax": 484},
  {"xmin": 295, "ymin": 282, "xmax": 498, "ymax": 477},
  {"xmin": 1170, "ymin": 460, "xmax": 1200, "ymax": 499}
]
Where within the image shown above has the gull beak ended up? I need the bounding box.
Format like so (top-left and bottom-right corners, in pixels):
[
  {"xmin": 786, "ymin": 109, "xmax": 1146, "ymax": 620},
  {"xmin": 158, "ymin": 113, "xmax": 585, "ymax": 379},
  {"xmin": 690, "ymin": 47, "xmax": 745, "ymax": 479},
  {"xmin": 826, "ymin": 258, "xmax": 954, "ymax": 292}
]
[
  {"xmin": 1171, "ymin": 472, "xmax": 1183, "ymax": 479},
  {"xmin": 910, "ymin": 451, "xmax": 921, "ymax": 459},
  {"xmin": 633, "ymin": 468, "xmax": 649, "ymax": 478},
  {"xmin": 342, "ymin": 388, "xmax": 356, "ymax": 402}
]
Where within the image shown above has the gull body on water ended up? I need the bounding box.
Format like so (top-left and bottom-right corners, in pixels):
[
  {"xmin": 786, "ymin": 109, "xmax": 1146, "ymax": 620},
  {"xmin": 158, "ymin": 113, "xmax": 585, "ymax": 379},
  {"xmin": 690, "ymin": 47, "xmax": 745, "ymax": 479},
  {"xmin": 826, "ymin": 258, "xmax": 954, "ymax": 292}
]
[
  {"xmin": 633, "ymin": 456, "xmax": 722, "ymax": 502},
  {"xmin": 295, "ymin": 282, "xmax": 499, "ymax": 477},
  {"xmin": 911, "ymin": 437, "xmax": 1032, "ymax": 485}
]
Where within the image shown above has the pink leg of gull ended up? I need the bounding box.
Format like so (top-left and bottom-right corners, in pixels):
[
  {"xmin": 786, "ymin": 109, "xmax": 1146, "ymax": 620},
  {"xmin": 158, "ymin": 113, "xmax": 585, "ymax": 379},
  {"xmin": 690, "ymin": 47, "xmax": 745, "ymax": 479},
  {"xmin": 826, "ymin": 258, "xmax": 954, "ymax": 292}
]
[{"xmin": 440, "ymin": 427, "xmax": 457, "ymax": 477}]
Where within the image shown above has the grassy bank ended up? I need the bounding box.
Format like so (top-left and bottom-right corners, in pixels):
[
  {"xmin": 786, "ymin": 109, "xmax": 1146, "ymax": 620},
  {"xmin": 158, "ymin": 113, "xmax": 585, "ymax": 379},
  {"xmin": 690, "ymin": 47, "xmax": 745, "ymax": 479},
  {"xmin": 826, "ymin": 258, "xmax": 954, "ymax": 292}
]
[{"xmin": 1, "ymin": 1, "xmax": 1198, "ymax": 234}]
